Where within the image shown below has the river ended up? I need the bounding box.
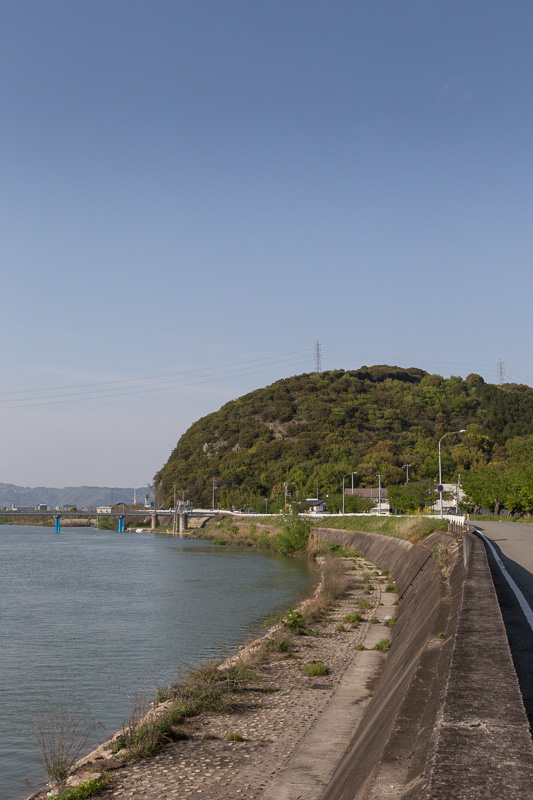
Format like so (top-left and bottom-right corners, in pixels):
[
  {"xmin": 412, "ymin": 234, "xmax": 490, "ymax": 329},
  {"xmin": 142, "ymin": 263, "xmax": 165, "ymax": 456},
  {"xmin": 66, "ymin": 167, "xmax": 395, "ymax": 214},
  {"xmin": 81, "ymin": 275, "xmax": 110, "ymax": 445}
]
[{"xmin": 0, "ymin": 525, "xmax": 317, "ymax": 799}]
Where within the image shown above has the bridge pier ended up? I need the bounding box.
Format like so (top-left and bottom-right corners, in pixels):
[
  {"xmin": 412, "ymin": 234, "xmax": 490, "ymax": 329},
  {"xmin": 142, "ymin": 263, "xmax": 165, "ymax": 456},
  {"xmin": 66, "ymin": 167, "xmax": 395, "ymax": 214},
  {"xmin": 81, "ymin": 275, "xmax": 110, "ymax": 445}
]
[{"xmin": 178, "ymin": 513, "xmax": 188, "ymax": 533}]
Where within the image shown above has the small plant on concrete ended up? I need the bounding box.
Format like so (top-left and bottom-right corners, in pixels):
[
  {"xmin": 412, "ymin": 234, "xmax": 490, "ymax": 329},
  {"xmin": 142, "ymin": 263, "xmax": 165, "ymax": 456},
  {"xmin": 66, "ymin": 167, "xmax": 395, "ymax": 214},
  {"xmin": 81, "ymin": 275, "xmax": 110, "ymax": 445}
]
[
  {"xmin": 263, "ymin": 636, "xmax": 291, "ymax": 654},
  {"xmin": 385, "ymin": 617, "xmax": 397, "ymax": 628},
  {"xmin": 373, "ymin": 638, "xmax": 392, "ymax": 652},
  {"xmin": 303, "ymin": 661, "xmax": 328, "ymax": 676},
  {"xmin": 281, "ymin": 609, "xmax": 308, "ymax": 632},
  {"xmin": 370, "ymin": 616, "xmax": 380, "ymax": 624},
  {"xmin": 357, "ymin": 600, "xmax": 372, "ymax": 609},
  {"xmin": 336, "ymin": 623, "xmax": 346, "ymax": 632},
  {"xmin": 227, "ymin": 732, "xmax": 244, "ymax": 742},
  {"xmin": 57, "ymin": 775, "xmax": 110, "ymax": 800},
  {"xmin": 384, "ymin": 585, "xmax": 398, "ymax": 593},
  {"xmin": 343, "ymin": 612, "xmax": 363, "ymax": 624},
  {"xmin": 355, "ymin": 644, "xmax": 366, "ymax": 650},
  {"xmin": 32, "ymin": 702, "xmax": 102, "ymax": 782},
  {"xmin": 203, "ymin": 732, "xmax": 218, "ymax": 740}
]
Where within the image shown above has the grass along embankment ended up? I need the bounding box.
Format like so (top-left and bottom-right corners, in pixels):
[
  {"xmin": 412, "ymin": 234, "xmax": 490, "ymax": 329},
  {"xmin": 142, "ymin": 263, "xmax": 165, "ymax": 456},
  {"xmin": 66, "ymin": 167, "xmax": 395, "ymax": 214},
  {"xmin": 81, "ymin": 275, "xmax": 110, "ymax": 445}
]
[{"xmin": 196, "ymin": 513, "xmax": 449, "ymax": 553}]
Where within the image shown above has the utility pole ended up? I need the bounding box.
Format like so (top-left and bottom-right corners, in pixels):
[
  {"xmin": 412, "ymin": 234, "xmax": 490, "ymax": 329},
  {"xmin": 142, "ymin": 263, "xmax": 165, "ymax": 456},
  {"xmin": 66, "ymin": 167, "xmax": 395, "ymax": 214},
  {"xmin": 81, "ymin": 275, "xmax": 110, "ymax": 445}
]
[
  {"xmin": 212, "ymin": 478, "xmax": 217, "ymax": 510},
  {"xmin": 402, "ymin": 464, "xmax": 412, "ymax": 484},
  {"xmin": 378, "ymin": 474, "xmax": 382, "ymax": 514}
]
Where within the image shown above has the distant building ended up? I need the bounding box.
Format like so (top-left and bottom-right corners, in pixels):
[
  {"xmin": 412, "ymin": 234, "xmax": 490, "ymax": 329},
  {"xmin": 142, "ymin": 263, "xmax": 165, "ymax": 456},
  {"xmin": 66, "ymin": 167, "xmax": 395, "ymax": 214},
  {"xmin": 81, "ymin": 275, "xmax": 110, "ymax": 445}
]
[
  {"xmin": 304, "ymin": 498, "xmax": 327, "ymax": 513},
  {"xmin": 36, "ymin": 504, "xmax": 49, "ymax": 512},
  {"xmin": 430, "ymin": 483, "xmax": 465, "ymax": 514},
  {"xmin": 345, "ymin": 487, "xmax": 390, "ymax": 514},
  {"xmin": 96, "ymin": 506, "xmax": 113, "ymax": 514}
]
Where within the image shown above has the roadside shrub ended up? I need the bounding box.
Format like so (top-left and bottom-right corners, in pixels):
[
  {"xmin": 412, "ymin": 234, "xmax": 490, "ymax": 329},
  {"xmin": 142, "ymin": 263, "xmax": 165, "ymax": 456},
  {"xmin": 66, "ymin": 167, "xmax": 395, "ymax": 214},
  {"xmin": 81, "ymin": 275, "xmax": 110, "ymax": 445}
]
[{"xmin": 374, "ymin": 638, "xmax": 392, "ymax": 652}]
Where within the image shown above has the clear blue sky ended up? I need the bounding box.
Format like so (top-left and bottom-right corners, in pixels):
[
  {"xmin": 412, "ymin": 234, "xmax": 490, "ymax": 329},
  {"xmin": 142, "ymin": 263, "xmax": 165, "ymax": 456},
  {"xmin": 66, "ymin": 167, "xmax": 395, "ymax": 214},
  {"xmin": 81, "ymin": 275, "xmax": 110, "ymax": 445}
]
[{"xmin": 1, "ymin": 1, "xmax": 532, "ymax": 488}]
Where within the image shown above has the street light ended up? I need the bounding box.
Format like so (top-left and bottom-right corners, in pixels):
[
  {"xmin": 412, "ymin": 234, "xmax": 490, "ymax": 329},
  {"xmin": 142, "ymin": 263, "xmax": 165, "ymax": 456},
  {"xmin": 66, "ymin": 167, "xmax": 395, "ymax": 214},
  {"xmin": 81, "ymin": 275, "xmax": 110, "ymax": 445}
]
[
  {"xmin": 342, "ymin": 472, "xmax": 357, "ymax": 514},
  {"xmin": 438, "ymin": 430, "xmax": 466, "ymax": 518}
]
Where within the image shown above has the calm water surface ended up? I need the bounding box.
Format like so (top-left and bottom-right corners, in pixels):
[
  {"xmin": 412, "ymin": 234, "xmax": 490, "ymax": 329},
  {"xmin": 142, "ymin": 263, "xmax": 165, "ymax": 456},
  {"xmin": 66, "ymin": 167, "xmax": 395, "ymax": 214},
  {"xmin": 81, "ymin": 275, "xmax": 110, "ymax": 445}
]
[{"xmin": 0, "ymin": 525, "xmax": 317, "ymax": 799}]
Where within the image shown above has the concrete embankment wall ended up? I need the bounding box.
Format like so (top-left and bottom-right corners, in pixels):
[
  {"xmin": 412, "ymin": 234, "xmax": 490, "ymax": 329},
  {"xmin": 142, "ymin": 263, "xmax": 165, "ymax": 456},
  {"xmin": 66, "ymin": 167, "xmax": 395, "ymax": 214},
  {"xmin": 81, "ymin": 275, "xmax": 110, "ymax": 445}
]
[{"xmin": 314, "ymin": 528, "xmax": 533, "ymax": 800}]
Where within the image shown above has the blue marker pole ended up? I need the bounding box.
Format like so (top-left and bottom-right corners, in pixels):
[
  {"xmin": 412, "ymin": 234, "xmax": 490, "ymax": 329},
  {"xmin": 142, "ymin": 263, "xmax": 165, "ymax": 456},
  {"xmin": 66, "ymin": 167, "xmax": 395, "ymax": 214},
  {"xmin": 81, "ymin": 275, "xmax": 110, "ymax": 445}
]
[
  {"xmin": 118, "ymin": 515, "xmax": 125, "ymax": 533},
  {"xmin": 54, "ymin": 515, "xmax": 60, "ymax": 533}
]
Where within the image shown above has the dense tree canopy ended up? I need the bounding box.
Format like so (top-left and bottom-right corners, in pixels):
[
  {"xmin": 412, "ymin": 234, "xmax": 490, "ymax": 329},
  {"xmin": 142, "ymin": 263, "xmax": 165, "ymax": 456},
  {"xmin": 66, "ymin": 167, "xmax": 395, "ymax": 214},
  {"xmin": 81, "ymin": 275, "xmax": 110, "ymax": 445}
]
[{"xmin": 155, "ymin": 366, "xmax": 533, "ymax": 511}]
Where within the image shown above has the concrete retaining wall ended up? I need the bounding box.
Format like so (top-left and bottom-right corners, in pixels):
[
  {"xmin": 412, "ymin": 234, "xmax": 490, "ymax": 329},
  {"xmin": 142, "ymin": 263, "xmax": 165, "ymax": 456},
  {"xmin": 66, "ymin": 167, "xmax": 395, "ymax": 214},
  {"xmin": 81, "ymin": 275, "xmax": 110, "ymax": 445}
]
[{"xmin": 315, "ymin": 528, "xmax": 533, "ymax": 800}]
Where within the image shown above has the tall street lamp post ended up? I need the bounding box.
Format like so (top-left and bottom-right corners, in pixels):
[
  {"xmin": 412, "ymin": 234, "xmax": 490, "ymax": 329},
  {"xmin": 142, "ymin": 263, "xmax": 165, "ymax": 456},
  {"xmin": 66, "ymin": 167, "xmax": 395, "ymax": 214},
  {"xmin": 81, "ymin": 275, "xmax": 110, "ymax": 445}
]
[
  {"xmin": 342, "ymin": 472, "xmax": 357, "ymax": 514},
  {"xmin": 438, "ymin": 430, "xmax": 466, "ymax": 518}
]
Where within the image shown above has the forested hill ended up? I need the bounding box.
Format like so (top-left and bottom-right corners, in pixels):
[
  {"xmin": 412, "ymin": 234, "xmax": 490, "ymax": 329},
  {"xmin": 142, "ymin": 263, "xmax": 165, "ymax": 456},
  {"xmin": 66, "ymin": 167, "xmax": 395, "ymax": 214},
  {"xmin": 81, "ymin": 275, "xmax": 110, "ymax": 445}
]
[{"xmin": 155, "ymin": 366, "xmax": 533, "ymax": 509}]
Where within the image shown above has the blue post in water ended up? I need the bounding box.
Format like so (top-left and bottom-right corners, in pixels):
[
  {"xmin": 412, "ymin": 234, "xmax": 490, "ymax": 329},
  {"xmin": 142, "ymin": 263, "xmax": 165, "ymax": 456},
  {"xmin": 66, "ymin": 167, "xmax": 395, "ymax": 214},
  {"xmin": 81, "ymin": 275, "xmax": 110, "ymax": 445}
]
[
  {"xmin": 54, "ymin": 515, "xmax": 60, "ymax": 533},
  {"xmin": 118, "ymin": 515, "xmax": 125, "ymax": 533}
]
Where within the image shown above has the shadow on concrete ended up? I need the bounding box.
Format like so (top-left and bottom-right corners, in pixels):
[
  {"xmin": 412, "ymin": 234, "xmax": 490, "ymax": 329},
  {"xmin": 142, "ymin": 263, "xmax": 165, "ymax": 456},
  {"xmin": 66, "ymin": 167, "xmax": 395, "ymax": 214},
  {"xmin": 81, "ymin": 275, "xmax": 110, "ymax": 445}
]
[{"xmin": 476, "ymin": 533, "xmax": 533, "ymax": 729}]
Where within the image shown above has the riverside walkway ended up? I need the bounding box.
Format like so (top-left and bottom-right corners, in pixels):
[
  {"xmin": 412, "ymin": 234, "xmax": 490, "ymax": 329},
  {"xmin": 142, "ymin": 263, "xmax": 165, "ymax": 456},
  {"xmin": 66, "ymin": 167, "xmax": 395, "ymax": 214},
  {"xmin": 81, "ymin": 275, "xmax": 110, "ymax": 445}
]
[{"xmin": 33, "ymin": 554, "xmax": 392, "ymax": 800}]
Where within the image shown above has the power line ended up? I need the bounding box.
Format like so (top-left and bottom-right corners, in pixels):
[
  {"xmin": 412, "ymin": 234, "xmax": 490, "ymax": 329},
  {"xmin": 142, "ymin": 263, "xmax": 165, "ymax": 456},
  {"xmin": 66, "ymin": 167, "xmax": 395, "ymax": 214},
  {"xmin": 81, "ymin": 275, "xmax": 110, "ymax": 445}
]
[
  {"xmin": 0, "ymin": 355, "xmax": 314, "ymax": 410},
  {"xmin": 0, "ymin": 348, "xmax": 313, "ymax": 397}
]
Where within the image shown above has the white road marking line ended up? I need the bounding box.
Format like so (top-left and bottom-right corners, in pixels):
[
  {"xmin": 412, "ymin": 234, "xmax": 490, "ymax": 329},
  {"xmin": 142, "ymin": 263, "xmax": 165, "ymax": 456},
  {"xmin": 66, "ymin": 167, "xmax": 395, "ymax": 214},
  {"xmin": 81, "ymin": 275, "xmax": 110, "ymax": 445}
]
[{"xmin": 474, "ymin": 527, "xmax": 533, "ymax": 632}]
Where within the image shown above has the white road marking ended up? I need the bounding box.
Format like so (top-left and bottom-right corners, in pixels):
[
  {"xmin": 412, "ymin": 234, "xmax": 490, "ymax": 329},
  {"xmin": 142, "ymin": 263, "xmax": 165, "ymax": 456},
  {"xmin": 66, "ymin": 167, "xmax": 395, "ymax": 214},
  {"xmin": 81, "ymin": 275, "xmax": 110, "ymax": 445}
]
[{"xmin": 474, "ymin": 527, "xmax": 533, "ymax": 632}]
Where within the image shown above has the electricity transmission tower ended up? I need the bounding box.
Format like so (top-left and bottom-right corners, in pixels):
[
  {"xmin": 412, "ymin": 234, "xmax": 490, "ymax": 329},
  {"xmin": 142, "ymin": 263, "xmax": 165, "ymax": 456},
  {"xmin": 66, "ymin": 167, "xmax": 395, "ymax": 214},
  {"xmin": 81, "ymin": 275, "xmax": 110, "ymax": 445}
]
[
  {"xmin": 497, "ymin": 359, "xmax": 505, "ymax": 385},
  {"xmin": 314, "ymin": 341, "xmax": 322, "ymax": 374}
]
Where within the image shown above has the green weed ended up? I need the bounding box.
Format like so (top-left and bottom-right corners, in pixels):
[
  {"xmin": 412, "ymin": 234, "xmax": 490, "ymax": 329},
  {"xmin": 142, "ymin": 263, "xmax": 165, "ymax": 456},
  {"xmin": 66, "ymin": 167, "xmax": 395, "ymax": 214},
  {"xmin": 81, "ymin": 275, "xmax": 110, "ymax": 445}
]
[
  {"xmin": 57, "ymin": 775, "xmax": 109, "ymax": 800},
  {"xmin": 303, "ymin": 661, "xmax": 328, "ymax": 676}
]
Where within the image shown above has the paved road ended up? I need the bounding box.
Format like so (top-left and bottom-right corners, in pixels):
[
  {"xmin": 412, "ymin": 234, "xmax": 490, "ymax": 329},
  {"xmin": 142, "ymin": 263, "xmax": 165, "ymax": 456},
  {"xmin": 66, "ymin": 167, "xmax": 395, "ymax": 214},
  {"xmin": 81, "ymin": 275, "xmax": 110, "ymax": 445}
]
[{"xmin": 473, "ymin": 520, "xmax": 533, "ymax": 725}]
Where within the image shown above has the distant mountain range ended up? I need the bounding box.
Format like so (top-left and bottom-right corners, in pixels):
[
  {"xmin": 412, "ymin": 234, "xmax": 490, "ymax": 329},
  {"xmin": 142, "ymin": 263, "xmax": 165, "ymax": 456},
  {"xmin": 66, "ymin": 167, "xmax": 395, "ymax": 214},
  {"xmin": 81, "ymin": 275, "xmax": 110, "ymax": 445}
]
[{"xmin": 0, "ymin": 483, "xmax": 150, "ymax": 510}]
